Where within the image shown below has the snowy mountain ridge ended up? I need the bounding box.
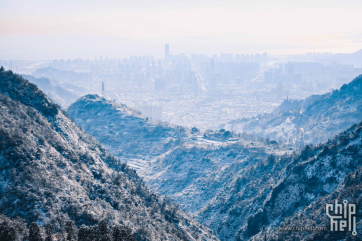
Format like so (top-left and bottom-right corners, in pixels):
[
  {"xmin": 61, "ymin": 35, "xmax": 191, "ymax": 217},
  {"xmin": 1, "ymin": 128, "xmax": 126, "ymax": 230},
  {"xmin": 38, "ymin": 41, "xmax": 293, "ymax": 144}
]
[
  {"xmin": 67, "ymin": 94, "xmax": 299, "ymax": 240},
  {"xmin": 216, "ymin": 121, "xmax": 362, "ymax": 240},
  {"xmin": 0, "ymin": 68, "xmax": 218, "ymax": 240},
  {"xmin": 225, "ymin": 74, "xmax": 362, "ymax": 146},
  {"xmin": 68, "ymin": 75, "xmax": 362, "ymax": 240},
  {"xmin": 68, "ymin": 94, "xmax": 191, "ymax": 170}
]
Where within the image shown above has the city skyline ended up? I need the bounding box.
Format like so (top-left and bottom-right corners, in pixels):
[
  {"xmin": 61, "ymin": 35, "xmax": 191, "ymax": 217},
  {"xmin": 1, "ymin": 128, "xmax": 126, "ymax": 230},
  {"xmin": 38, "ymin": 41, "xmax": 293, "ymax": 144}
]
[{"xmin": 1, "ymin": 0, "xmax": 362, "ymax": 59}]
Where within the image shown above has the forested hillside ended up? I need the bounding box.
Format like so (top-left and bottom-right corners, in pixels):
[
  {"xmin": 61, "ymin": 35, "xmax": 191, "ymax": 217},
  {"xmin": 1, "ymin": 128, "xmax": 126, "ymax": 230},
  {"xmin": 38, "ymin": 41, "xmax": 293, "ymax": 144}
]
[{"xmin": 0, "ymin": 68, "xmax": 218, "ymax": 240}]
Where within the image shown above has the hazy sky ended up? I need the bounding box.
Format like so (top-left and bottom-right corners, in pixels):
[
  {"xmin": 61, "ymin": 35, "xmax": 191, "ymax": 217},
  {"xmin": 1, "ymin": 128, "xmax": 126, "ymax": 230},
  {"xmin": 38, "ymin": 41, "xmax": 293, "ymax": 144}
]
[{"xmin": 1, "ymin": 0, "xmax": 362, "ymax": 59}]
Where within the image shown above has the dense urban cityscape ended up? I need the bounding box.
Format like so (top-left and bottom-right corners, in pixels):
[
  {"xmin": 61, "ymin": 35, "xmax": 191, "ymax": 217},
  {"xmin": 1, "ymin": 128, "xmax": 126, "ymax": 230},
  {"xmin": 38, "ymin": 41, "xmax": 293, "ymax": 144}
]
[{"xmin": 1, "ymin": 45, "xmax": 362, "ymax": 130}]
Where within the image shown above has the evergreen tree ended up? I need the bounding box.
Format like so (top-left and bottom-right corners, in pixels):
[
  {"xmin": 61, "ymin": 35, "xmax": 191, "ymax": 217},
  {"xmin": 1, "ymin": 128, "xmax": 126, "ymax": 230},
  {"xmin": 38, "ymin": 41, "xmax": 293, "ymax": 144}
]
[
  {"xmin": 65, "ymin": 221, "xmax": 75, "ymax": 241},
  {"xmin": 78, "ymin": 225, "xmax": 90, "ymax": 241},
  {"xmin": 112, "ymin": 226, "xmax": 122, "ymax": 241},
  {"xmin": 0, "ymin": 222, "xmax": 15, "ymax": 241},
  {"xmin": 112, "ymin": 226, "xmax": 135, "ymax": 241},
  {"xmin": 90, "ymin": 225, "xmax": 100, "ymax": 241},
  {"xmin": 98, "ymin": 220, "xmax": 108, "ymax": 236},
  {"xmin": 98, "ymin": 220, "xmax": 111, "ymax": 241},
  {"xmin": 29, "ymin": 222, "xmax": 42, "ymax": 241},
  {"xmin": 100, "ymin": 234, "xmax": 112, "ymax": 241},
  {"xmin": 45, "ymin": 223, "xmax": 53, "ymax": 241}
]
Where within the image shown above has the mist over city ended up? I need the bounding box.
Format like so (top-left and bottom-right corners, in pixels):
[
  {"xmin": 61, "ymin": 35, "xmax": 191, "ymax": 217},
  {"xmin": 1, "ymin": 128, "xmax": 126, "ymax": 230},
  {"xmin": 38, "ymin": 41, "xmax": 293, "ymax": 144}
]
[
  {"xmin": 1, "ymin": 0, "xmax": 362, "ymax": 240},
  {"xmin": 3, "ymin": 46, "xmax": 362, "ymax": 132}
]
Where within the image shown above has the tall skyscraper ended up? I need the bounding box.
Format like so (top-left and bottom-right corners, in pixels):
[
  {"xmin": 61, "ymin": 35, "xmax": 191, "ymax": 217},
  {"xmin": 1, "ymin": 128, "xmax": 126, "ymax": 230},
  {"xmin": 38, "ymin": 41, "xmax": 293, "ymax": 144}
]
[
  {"xmin": 165, "ymin": 44, "xmax": 169, "ymax": 59},
  {"xmin": 262, "ymin": 52, "xmax": 268, "ymax": 62},
  {"xmin": 210, "ymin": 59, "xmax": 214, "ymax": 73}
]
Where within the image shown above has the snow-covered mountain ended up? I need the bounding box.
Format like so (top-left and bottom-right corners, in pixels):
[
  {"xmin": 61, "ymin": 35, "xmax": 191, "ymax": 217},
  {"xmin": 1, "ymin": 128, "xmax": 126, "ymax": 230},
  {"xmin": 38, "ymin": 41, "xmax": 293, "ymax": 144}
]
[
  {"xmin": 253, "ymin": 165, "xmax": 362, "ymax": 240},
  {"xmin": 67, "ymin": 95, "xmax": 191, "ymax": 170},
  {"xmin": 67, "ymin": 95, "xmax": 293, "ymax": 211},
  {"xmin": 141, "ymin": 140, "xmax": 290, "ymax": 214},
  {"xmin": 203, "ymin": 121, "xmax": 362, "ymax": 240},
  {"xmin": 0, "ymin": 68, "xmax": 218, "ymax": 240},
  {"xmin": 225, "ymin": 74, "xmax": 362, "ymax": 146},
  {"xmin": 68, "ymin": 86, "xmax": 362, "ymax": 240},
  {"xmin": 67, "ymin": 94, "xmax": 299, "ymax": 239}
]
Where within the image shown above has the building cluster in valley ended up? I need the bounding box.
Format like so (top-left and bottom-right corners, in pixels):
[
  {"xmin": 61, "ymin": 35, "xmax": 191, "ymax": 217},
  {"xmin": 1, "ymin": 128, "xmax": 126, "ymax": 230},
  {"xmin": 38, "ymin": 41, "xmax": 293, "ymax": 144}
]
[{"xmin": 1, "ymin": 45, "xmax": 362, "ymax": 129}]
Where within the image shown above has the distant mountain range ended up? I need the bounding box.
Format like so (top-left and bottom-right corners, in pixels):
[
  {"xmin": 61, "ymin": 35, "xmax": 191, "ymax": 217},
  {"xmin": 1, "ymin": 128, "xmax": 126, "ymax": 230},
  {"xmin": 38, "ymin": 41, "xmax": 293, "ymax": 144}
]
[
  {"xmin": 328, "ymin": 48, "xmax": 362, "ymax": 65},
  {"xmin": 224, "ymin": 74, "xmax": 362, "ymax": 147},
  {"xmin": 67, "ymin": 74, "xmax": 362, "ymax": 240},
  {"xmin": 32, "ymin": 67, "xmax": 91, "ymax": 85},
  {"xmin": 0, "ymin": 68, "xmax": 218, "ymax": 240},
  {"xmin": 21, "ymin": 74, "xmax": 79, "ymax": 109}
]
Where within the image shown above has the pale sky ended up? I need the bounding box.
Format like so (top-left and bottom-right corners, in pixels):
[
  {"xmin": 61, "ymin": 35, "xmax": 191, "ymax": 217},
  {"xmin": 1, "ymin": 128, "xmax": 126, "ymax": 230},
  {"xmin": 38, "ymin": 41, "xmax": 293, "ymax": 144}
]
[{"xmin": 1, "ymin": 0, "xmax": 362, "ymax": 59}]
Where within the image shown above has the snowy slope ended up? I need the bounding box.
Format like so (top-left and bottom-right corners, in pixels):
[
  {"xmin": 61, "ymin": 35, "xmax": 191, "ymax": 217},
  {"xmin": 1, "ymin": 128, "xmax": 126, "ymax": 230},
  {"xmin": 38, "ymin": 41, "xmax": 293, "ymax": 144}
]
[
  {"xmin": 225, "ymin": 74, "xmax": 362, "ymax": 146},
  {"xmin": 67, "ymin": 95, "xmax": 294, "ymax": 212},
  {"xmin": 230, "ymin": 123, "xmax": 362, "ymax": 240},
  {"xmin": 253, "ymin": 165, "xmax": 362, "ymax": 240},
  {"xmin": 141, "ymin": 140, "xmax": 289, "ymax": 214},
  {"xmin": 0, "ymin": 68, "xmax": 218, "ymax": 241},
  {"xmin": 145, "ymin": 120, "xmax": 362, "ymax": 240},
  {"xmin": 67, "ymin": 94, "xmax": 300, "ymax": 241},
  {"xmin": 67, "ymin": 95, "xmax": 191, "ymax": 170},
  {"xmin": 67, "ymin": 86, "xmax": 362, "ymax": 240}
]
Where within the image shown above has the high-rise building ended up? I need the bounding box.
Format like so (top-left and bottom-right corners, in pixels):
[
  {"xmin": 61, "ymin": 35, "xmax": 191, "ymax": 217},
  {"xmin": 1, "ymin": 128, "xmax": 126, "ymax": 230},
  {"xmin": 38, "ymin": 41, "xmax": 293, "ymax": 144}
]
[
  {"xmin": 264, "ymin": 69, "xmax": 273, "ymax": 83},
  {"xmin": 165, "ymin": 44, "xmax": 169, "ymax": 59},
  {"xmin": 255, "ymin": 53, "xmax": 262, "ymax": 63},
  {"xmin": 135, "ymin": 105, "xmax": 163, "ymax": 121},
  {"xmin": 277, "ymin": 82, "xmax": 283, "ymax": 98},
  {"xmin": 262, "ymin": 52, "xmax": 268, "ymax": 62},
  {"xmin": 210, "ymin": 59, "xmax": 215, "ymax": 73},
  {"xmin": 155, "ymin": 78, "xmax": 166, "ymax": 90}
]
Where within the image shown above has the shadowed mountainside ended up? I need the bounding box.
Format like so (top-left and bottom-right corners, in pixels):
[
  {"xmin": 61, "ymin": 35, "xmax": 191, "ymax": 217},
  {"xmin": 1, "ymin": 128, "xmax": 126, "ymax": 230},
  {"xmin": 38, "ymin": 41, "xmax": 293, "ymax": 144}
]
[{"xmin": 0, "ymin": 68, "xmax": 218, "ymax": 241}]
